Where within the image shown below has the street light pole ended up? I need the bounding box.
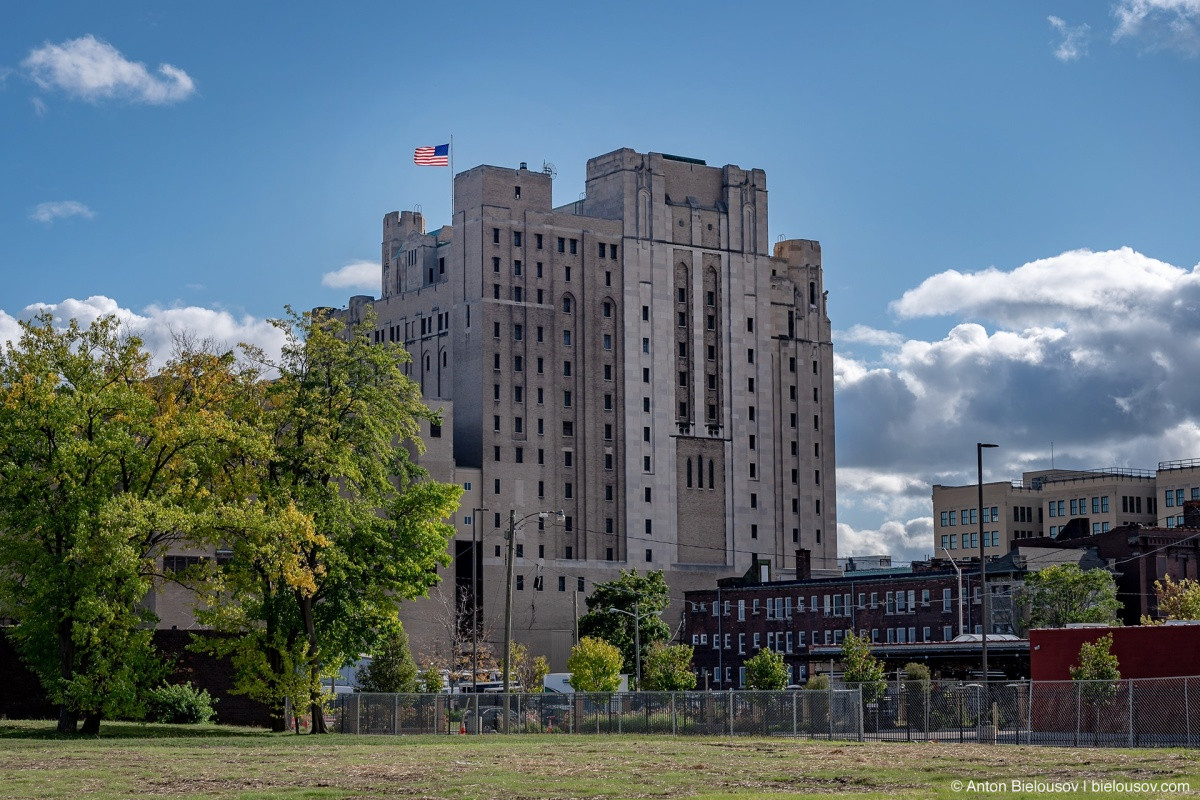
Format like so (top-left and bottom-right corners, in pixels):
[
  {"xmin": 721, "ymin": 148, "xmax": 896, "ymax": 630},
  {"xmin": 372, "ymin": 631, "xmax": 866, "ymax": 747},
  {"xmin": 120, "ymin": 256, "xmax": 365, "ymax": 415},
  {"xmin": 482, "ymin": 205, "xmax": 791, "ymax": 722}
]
[
  {"xmin": 978, "ymin": 442, "xmax": 998, "ymax": 681},
  {"xmin": 942, "ymin": 548, "xmax": 964, "ymax": 637},
  {"xmin": 607, "ymin": 601, "xmax": 651, "ymax": 688}
]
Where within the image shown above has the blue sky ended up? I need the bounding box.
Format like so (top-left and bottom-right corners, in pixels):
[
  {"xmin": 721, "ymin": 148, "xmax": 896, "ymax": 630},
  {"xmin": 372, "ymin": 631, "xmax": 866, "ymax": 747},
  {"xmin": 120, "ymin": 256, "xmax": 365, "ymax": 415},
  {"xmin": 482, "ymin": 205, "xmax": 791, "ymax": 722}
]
[{"xmin": 3, "ymin": 1, "xmax": 1199, "ymax": 562}]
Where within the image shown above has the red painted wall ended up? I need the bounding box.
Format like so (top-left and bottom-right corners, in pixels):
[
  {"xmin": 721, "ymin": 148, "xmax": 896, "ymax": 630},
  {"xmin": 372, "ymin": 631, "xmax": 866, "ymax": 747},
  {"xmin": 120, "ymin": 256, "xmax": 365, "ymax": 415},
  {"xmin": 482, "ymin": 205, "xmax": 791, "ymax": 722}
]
[{"xmin": 1030, "ymin": 624, "xmax": 1200, "ymax": 681}]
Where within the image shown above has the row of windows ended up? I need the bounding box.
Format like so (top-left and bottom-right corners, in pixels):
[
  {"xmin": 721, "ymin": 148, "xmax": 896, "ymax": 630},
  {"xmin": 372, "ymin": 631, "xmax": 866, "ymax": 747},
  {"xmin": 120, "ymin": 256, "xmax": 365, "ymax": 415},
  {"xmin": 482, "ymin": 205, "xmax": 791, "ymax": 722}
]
[
  {"xmin": 675, "ymin": 287, "xmax": 720, "ymax": 307},
  {"xmin": 939, "ymin": 507, "xmax": 998, "ymax": 527},
  {"xmin": 700, "ymin": 589, "xmax": 950, "ymax": 621},
  {"xmin": 940, "ymin": 531, "xmax": 1000, "ymax": 550},
  {"xmin": 511, "ymin": 574, "xmax": 587, "ymax": 592},
  {"xmin": 376, "ymin": 311, "xmax": 450, "ymax": 344},
  {"xmin": 1165, "ymin": 488, "xmax": 1200, "ymax": 507},
  {"xmin": 699, "ymin": 625, "xmax": 963, "ymax": 654},
  {"xmin": 493, "ymin": 227, "xmax": 623, "ymax": 261}
]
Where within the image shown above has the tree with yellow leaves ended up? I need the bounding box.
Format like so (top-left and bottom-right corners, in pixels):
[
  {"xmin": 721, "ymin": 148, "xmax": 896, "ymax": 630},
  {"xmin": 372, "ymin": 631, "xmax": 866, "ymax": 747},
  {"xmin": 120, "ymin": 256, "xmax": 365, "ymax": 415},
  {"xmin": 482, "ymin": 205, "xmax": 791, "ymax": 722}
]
[{"xmin": 195, "ymin": 309, "xmax": 460, "ymax": 732}]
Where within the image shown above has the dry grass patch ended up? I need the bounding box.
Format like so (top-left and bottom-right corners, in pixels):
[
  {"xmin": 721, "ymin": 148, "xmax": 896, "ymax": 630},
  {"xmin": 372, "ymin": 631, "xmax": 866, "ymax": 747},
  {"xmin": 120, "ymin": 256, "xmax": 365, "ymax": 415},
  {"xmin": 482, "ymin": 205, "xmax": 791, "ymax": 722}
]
[{"xmin": 1, "ymin": 722, "xmax": 1198, "ymax": 799}]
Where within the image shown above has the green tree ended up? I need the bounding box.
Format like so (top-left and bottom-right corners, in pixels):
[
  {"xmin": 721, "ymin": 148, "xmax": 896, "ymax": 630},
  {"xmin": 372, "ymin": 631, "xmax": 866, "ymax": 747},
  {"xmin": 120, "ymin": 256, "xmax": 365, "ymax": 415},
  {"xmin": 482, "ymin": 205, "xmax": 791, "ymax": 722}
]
[
  {"xmin": 195, "ymin": 309, "xmax": 461, "ymax": 732},
  {"xmin": 567, "ymin": 637, "xmax": 623, "ymax": 692},
  {"xmin": 1070, "ymin": 633, "xmax": 1121, "ymax": 738},
  {"xmin": 742, "ymin": 649, "xmax": 788, "ymax": 690},
  {"xmin": 641, "ymin": 643, "xmax": 697, "ymax": 691},
  {"xmin": 1145, "ymin": 574, "xmax": 1200, "ymax": 623},
  {"xmin": 902, "ymin": 662, "xmax": 931, "ymax": 731},
  {"xmin": 419, "ymin": 663, "xmax": 444, "ymax": 694},
  {"xmin": 841, "ymin": 631, "xmax": 886, "ymax": 701},
  {"xmin": 1019, "ymin": 564, "xmax": 1122, "ymax": 630},
  {"xmin": 0, "ymin": 314, "xmax": 247, "ymax": 734},
  {"xmin": 357, "ymin": 623, "xmax": 419, "ymax": 693},
  {"xmin": 510, "ymin": 643, "xmax": 550, "ymax": 694},
  {"xmin": 577, "ymin": 570, "xmax": 671, "ymax": 684}
]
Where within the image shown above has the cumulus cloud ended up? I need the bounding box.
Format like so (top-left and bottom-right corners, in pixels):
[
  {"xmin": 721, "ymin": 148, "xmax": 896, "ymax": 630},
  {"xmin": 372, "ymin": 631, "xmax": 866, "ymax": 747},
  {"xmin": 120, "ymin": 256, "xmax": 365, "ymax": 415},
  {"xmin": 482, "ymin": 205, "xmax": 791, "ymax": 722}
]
[
  {"xmin": 1048, "ymin": 15, "xmax": 1091, "ymax": 61},
  {"xmin": 21, "ymin": 35, "xmax": 195, "ymax": 104},
  {"xmin": 321, "ymin": 260, "xmax": 379, "ymax": 291},
  {"xmin": 836, "ymin": 246, "xmax": 1200, "ymax": 558},
  {"xmin": 836, "ymin": 324, "xmax": 905, "ymax": 348},
  {"xmin": 1113, "ymin": 0, "xmax": 1200, "ymax": 55},
  {"xmin": 29, "ymin": 200, "xmax": 94, "ymax": 224},
  {"xmin": 838, "ymin": 518, "xmax": 935, "ymax": 565},
  {"xmin": 16, "ymin": 296, "xmax": 286, "ymax": 369}
]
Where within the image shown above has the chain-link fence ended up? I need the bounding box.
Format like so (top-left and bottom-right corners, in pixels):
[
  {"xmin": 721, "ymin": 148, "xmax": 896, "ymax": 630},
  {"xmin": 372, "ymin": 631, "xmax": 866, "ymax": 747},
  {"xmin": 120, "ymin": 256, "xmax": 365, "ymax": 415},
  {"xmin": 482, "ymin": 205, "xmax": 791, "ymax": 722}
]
[
  {"xmin": 321, "ymin": 678, "xmax": 1200, "ymax": 747},
  {"xmin": 844, "ymin": 676, "xmax": 1200, "ymax": 747},
  {"xmin": 328, "ymin": 689, "xmax": 862, "ymax": 739}
]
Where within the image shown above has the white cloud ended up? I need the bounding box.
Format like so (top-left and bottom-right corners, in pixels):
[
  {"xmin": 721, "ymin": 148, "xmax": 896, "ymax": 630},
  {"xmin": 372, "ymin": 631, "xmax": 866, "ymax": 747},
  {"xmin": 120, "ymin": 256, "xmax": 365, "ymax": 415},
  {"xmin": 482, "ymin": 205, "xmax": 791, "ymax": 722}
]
[
  {"xmin": 29, "ymin": 200, "xmax": 94, "ymax": 224},
  {"xmin": 321, "ymin": 260, "xmax": 379, "ymax": 291},
  {"xmin": 17, "ymin": 296, "xmax": 286, "ymax": 369},
  {"xmin": 1113, "ymin": 0, "xmax": 1200, "ymax": 56},
  {"xmin": 31, "ymin": 96, "xmax": 47, "ymax": 116},
  {"xmin": 21, "ymin": 35, "xmax": 195, "ymax": 104},
  {"xmin": 838, "ymin": 518, "xmax": 934, "ymax": 565},
  {"xmin": 1048, "ymin": 15, "xmax": 1091, "ymax": 61},
  {"xmin": 836, "ymin": 246, "xmax": 1200, "ymax": 560},
  {"xmin": 835, "ymin": 324, "xmax": 904, "ymax": 348}
]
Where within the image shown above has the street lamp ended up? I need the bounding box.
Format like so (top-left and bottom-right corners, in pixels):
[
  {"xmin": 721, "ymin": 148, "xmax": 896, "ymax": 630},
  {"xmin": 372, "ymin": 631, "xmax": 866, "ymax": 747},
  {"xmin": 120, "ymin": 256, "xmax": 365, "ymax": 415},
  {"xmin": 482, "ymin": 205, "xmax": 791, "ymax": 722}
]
[
  {"xmin": 942, "ymin": 548, "xmax": 965, "ymax": 637},
  {"xmin": 978, "ymin": 442, "xmax": 998, "ymax": 681},
  {"xmin": 607, "ymin": 602, "xmax": 657, "ymax": 688},
  {"xmin": 503, "ymin": 509, "xmax": 564, "ymax": 699}
]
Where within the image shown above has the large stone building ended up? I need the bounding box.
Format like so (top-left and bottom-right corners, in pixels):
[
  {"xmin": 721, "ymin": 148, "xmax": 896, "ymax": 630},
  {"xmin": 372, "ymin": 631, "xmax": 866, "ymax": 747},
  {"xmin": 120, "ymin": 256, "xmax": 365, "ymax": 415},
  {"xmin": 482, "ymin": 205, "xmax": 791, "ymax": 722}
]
[
  {"xmin": 149, "ymin": 148, "xmax": 837, "ymax": 670},
  {"xmin": 326, "ymin": 148, "xmax": 838, "ymax": 668}
]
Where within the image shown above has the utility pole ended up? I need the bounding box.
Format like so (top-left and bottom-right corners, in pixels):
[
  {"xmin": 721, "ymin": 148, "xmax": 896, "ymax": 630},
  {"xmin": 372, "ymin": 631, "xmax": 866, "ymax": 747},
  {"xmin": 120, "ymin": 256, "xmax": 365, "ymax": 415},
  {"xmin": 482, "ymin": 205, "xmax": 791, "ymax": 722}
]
[
  {"xmin": 503, "ymin": 510, "xmax": 516, "ymax": 696},
  {"xmin": 978, "ymin": 442, "xmax": 998, "ymax": 683},
  {"xmin": 502, "ymin": 509, "xmax": 563, "ymax": 732}
]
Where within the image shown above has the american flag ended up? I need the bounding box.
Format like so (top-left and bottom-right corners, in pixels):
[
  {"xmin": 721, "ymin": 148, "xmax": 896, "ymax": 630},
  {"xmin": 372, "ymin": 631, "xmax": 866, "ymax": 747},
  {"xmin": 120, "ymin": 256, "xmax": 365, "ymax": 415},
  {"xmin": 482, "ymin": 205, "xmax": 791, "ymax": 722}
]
[{"xmin": 414, "ymin": 144, "xmax": 450, "ymax": 166}]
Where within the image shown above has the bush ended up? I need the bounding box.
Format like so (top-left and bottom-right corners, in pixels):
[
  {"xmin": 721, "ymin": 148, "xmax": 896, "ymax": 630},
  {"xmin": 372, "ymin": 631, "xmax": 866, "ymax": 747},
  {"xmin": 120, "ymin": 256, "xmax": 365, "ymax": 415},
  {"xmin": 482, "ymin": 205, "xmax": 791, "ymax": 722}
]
[{"xmin": 148, "ymin": 682, "xmax": 217, "ymax": 724}]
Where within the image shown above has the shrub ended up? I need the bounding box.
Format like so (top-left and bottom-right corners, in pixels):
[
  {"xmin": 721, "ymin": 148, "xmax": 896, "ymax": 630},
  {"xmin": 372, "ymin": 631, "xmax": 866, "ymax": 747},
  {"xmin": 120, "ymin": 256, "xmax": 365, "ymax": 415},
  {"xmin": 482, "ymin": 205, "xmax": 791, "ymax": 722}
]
[{"xmin": 148, "ymin": 681, "xmax": 217, "ymax": 724}]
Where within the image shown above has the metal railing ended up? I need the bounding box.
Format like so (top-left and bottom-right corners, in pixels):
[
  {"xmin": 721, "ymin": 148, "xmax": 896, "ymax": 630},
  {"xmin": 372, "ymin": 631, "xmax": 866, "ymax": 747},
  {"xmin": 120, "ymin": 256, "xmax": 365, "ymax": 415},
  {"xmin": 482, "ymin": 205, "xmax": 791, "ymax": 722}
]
[{"xmin": 321, "ymin": 677, "xmax": 1200, "ymax": 747}]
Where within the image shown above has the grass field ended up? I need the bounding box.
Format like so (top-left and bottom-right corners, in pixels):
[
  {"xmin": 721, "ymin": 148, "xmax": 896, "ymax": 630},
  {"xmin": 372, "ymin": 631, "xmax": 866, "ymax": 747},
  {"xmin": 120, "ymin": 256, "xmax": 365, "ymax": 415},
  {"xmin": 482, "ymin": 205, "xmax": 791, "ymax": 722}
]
[{"xmin": 2, "ymin": 720, "xmax": 1199, "ymax": 799}]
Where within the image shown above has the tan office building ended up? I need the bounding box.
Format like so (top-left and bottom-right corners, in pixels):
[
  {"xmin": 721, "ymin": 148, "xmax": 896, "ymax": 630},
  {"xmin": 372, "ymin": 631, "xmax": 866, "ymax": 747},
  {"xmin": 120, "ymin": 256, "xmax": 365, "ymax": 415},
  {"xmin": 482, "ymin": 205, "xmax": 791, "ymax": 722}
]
[{"xmin": 933, "ymin": 466, "xmax": 1168, "ymax": 560}]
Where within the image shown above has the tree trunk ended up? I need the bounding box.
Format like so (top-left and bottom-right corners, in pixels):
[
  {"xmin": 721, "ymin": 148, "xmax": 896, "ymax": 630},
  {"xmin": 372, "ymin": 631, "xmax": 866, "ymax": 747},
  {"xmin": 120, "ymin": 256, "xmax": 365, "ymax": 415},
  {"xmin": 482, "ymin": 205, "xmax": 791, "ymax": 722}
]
[
  {"xmin": 56, "ymin": 617, "xmax": 77, "ymax": 733},
  {"xmin": 299, "ymin": 594, "xmax": 328, "ymax": 734},
  {"xmin": 56, "ymin": 707, "xmax": 78, "ymax": 734},
  {"xmin": 80, "ymin": 713, "xmax": 101, "ymax": 735}
]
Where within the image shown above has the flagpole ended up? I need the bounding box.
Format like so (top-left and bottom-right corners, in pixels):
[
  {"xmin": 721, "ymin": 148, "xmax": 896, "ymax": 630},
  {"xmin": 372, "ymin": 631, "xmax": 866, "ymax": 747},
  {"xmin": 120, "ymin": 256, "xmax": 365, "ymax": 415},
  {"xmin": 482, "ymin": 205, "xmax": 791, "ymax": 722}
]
[{"xmin": 449, "ymin": 134, "xmax": 455, "ymax": 226}]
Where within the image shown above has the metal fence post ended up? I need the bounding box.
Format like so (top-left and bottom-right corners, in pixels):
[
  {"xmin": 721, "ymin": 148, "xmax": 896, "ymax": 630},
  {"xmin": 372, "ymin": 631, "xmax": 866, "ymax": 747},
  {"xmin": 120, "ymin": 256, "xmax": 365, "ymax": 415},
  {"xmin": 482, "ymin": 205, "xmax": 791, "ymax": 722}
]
[
  {"xmin": 671, "ymin": 693, "xmax": 677, "ymax": 736},
  {"xmin": 828, "ymin": 682, "xmax": 834, "ymax": 740},
  {"xmin": 1026, "ymin": 680, "xmax": 1033, "ymax": 745},
  {"xmin": 1080, "ymin": 681, "xmax": 1089, "ymax": 753},
  {"xmin": 1127, "ymin": 679, "xmax": 1134, "ymax": 748},
  {"xmin": 1187, "ymin": 678, "xmax": 1193, "ymax": 749},
  {"xmin": 858, "ymin": 685, "xmax": 864, "ymax": 742},
  {"xmin": 728, "ymin": 690, "xmax": 734, "ymax": 737},
  {"xmin": 792, "ymin": 691, "xmax": 798, "ymax": 738}
]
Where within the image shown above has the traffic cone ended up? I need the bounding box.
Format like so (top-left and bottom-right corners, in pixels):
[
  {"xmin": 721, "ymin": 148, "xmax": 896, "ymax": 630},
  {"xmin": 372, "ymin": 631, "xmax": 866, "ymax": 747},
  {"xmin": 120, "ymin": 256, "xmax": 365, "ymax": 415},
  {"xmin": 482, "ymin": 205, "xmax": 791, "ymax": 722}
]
[{"xmin": 459, "ymin": 720, "xmax": 467, "ymax": 735}]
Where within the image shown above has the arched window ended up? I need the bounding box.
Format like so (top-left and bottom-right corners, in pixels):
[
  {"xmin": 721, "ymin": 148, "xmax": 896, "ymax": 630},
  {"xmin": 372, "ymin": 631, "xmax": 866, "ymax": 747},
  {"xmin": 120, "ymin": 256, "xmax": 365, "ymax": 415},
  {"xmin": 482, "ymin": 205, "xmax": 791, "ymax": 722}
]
[
  {"xmin": 424, "ymin": 353, "xmax": 430, "ymax": 371},
  {"xmin": 442, "ymin": 351, "xmax": 448, "ymax": 367},
  {"xmin": 562, "ymin": 296, "xmax": 573, "ymax": 313},
  {"xmin": 697, "ymin": 458, "xmax": 704, "ymax": 489},
  {"xmin": 708, "ymin": 459, "xmax": 714, "ymax": 488},
  {"xmin": 686, "ymin": 458, "xmax": 693, "ymax": 488}
]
